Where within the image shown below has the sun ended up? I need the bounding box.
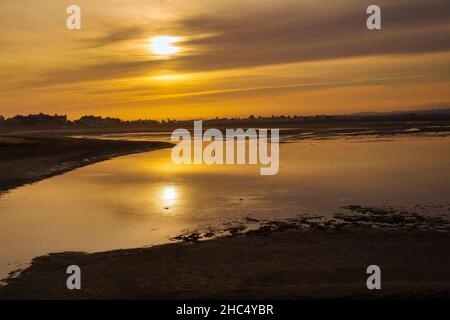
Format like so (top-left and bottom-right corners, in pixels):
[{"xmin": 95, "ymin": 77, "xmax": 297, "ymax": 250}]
[{"xmin": 149, "ymin": 36, "xmax": 180, "ymax": 56}]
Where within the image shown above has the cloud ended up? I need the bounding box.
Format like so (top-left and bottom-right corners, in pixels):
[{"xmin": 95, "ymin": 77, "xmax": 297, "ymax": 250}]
[
  {"xmin": 25, "ymin": 60, "xmax": 163, "ymax": 88},
  {"xmin": 88, "ymin": 73, "xmax": 435, "ymax": 105},
  {"xmin": 20, "ymin": 0, "xmax": 450, "ymax": 89},
  {"xmin": 82, "ymin": 25, "xmax": 146, "ymax": 48},
  {"xmin": 169, "ymin": 0, "xmax": 450, "ymax": 72}
]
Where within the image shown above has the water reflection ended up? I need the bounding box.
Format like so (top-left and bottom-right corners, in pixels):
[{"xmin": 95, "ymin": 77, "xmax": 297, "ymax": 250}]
[
  {"xmin": 0, "ymin": 136, "xmax": 449, "ymax": 280},
  {"xmin": 162, "ymin": 186, "xmax": 178, "ymax": 210}
]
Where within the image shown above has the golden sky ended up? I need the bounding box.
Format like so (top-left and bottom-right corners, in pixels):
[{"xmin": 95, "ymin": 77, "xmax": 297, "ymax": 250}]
[{"xmin": 0, "ymin": 0, "xmax": 449, "ymax": 120}]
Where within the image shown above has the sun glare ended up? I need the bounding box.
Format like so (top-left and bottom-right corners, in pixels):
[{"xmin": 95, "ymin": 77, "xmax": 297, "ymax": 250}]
[
  {"xmin": 151, "ymin": 74, "xmax": 187, "ymax": 81},
  {"xmin": 163, "ymin": 186, "xmax": 177, "ymax": 201},
  {"xmin": 162, "ymin": 186, "xmax": 178, "ymax": 209},
  {"xmin": 149, "ymin": 36, "xmax": 180, "ymax": 56}
]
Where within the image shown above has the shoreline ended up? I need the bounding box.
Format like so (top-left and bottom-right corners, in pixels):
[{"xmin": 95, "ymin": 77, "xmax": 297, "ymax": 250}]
[
  {"xmin": 1, "ymin": 207, "xmax": 449, "ymax": 299},
  {"xmin": 0, "ymin": 225, "xmax": 449, "ymax": 299},
  {"xmin": 0, "ymin": 134, "xmax": 173, "ymax": 194}
]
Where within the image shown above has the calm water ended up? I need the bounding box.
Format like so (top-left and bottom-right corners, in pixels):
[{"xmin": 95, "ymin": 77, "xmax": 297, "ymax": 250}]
[{"xmin": 1, "ymin": 135, "xmax": 450, "ymax": 280}]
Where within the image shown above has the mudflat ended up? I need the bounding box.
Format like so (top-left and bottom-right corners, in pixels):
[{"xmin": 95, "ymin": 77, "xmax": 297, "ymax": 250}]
[
  {"xmin": 0, "ymin": 135, "xmax": 172, "ymax": 193},
  {"xmin": 0, "ymin": 224, "xmax": 449, "ymax": 299}
]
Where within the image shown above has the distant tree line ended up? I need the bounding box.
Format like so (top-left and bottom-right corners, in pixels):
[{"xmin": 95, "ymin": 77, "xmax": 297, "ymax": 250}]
[
  {"xmin": 0, "ymin": 113, "xmax": 158, "ymax": 128},
  {"xmin": 0, "ymin": 110, "xmax": 449, "ymax": 129}
]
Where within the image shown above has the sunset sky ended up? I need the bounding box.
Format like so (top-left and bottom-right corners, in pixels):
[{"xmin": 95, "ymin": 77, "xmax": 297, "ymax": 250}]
[{"xmin": 0, "ymin": 0, "xmax": 449, "ymax": 120}]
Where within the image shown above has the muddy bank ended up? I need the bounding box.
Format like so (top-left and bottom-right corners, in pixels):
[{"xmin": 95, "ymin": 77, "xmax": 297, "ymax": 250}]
[
  {"xmin": 1, "ymin": 208, "xmax": 449, "ymax": 299},
  {"xmin": 0, "ymin": 135, "xmax": 173, "ymax": 193},
  {"xmin": 170, "ymin": 205, "xmax": 450, "ymax": 242}
]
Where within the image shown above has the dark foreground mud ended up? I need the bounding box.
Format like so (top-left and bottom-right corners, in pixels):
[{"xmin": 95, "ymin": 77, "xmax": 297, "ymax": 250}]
[{"xmin": 1, "ymin": 206, "xmax": 449, "ymax": 299}]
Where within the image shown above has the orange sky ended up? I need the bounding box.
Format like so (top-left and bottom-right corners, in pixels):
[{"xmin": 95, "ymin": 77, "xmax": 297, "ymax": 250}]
[{"xmin": 0, "ymin": 0, "xmax": 449, "ymax": 120}]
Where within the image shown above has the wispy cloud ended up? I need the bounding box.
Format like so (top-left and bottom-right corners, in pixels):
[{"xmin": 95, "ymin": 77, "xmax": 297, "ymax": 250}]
[
  {"xmin": 169, "ymin": 0, "xmax": 450, "ymax": 72},
  {"xmin": 82, "ymin": 25, "xmax": 146, "ymax": 48},
  {"xmin": 27, "ymin": 0, "xmax": 450, "ymax": 88}
]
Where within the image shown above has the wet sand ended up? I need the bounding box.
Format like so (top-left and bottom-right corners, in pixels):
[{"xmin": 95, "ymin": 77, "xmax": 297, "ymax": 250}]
[
  {"xmin": 0, "ymin": 224, "xmax": 449, "ymax": 299},
  {"xmin": 0, "ymin": 135, "xmax": 173, "ymax": 193}
]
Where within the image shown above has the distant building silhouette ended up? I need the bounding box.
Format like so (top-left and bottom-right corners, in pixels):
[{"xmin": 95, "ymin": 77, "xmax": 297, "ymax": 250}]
[
  {"xmin": 0, "ymin": 108, "xmax": 449, "ymax": 130},
  {"xmin": 75, "ymin": 115, "xmax": 121, "ymax": 127}
]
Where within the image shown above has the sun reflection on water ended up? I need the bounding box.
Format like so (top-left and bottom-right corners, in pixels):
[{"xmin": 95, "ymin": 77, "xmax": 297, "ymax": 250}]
[{"xmin": 162, "ymin": 186, "xmax": 178, "ymax": 209}]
